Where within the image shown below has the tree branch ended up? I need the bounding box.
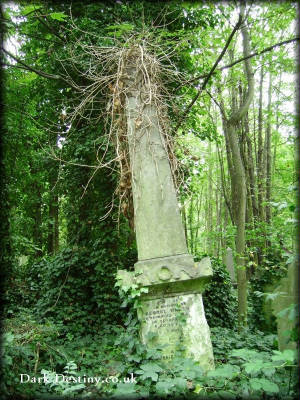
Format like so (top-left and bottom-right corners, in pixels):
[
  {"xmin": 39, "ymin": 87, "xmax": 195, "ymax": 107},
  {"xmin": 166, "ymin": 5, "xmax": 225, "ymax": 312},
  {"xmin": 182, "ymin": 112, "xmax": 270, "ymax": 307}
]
[
  {"xmin": 2, "ymin": 47, "xmax": 62, "ymax": 80},
  {"xmin": 2, "ymin": 62, "xmax": 27, "ymax": 71},
  {"xmin": 175, "ymin": 13, "xmax": 243, "ymax": 131},
  {"xmin": 18, "ymin": 31, "xmax": 61, "ymax": 45},
  {"xmin": 187, "ymin": 37, "xmax": 299, "ymax": 85},
  {"xmin": 23, "ymin": 7, "xmax": 43, "ymax": 17},
  {"xmin": 3, "ymin": 19, "xmax": 62, "ymax": 45},
  {"xmin": 36, "ymin": 10, "xmax": 66, "ymax": 43},
  {"xmin": 230, "ymin": 5, "xmax": 254, "ymax": 122},
  {"xmin": 206, "ymin": 89, "xmax": 227, "ymax": 120},
  {"xmin": 216, "ymin": 141, "xmax": 234, "ymax": 225}
]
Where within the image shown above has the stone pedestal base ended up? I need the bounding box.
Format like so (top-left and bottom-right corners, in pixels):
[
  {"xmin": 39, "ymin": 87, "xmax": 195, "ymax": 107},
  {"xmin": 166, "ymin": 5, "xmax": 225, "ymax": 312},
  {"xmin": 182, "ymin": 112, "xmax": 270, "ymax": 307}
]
[
  {"xmin": 138, "ymin": 290, "xmax": 214, "ymax": 372},
  {"xmin": 117, "ymin": 256, "xmax": 215, "ymax": 372}
]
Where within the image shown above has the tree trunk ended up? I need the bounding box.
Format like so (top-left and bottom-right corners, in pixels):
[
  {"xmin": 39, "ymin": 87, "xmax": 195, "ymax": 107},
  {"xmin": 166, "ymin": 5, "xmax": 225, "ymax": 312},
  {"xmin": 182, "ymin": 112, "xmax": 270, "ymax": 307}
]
[
  {"xmin": 244, "ymin": 113, "xmax": 258, "ymax": 223},
  {"xmin": 257, "ymin": 64, "xmax": 265, "ymax": 223},
  {"xmin": 217, "ymin": 140, "xmax": 233, "ymax": 224},
  {"xmin": 206, "ymin": 141, "xmax": 213, "ymax": 254},
  {"xmin": 54, "ymin": 194, "xmax": 59, "ymax": 252},
  {"xmin": 265, "ymin": 71, "xmax": 272, "ymax": 226},
  {"xmin": 47, "ymin": 199, "xmax": 55, "ymax": 254},
  {"xmin": 47, "ymin": 193, "xmax": 59, "ymax": 254},
  {"xmin": 33, "ymin": 186, "xmax": 43, "ymax": 257},
  {"xmin": 220, "ymin": 5, "xmax": 254, "ymax": 327},
  {"xmin": 272, "ymin": 72, "xmax": 282, "ymax": 179},
  {"xmin": 194, "ymin": 187, "xmax": 203, "ymax": 254},
  {"xmin": 215, "ymin": 173, "xmax": 221, "ymax": 258},
  {"xmin": 181, "ymin": 203, "xmax": 188, "ymax": 249},
  {"xmin": 188, "ymin": 197, "xmax": 194, "ymax": 254},
  {"xmin": 225, "ymin": 120, "xmax": 248, "ymax": 326}
]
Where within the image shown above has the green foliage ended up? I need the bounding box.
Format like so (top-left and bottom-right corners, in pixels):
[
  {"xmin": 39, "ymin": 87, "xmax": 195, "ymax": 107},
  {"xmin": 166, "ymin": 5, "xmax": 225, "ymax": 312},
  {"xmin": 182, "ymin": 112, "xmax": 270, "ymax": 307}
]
[
  {"xmin": 248, "ymin": 254, "xmax": 289, "ymax": 331},
  {"xmin": 3, "ymin": 290, "xmax": 299, "ymax": 399},
  {"xmin": 277, "ymin": 303, "xmax": 299, "ymax": 321},
  {"xmin": 1, "ymin": 310, "xmax": 64, "ymax": 397},
  {"xmin": 201, "ymin": 256, "xmax": 237, "ymax": 328},
  {"xmin": 49, "ymin": 12, "xmax": 68, "ymax": 22},
  {"xmin": 197, "ymin": 347, "xmax": 298, "ymax": 399},
  {"xmin": 41, "ymin": 362, "xmax": 85, "ymax": 397},
  {"xmin": 11, "ymin": 243, "xmax": 132, "ymax": 335},
  {"xmin": 2, "ymin": 1, "xmax": 298, "ymax": 399},
  {"xmin": 210, "ymin": 327, "xmax": 277, "ymax": 363}
]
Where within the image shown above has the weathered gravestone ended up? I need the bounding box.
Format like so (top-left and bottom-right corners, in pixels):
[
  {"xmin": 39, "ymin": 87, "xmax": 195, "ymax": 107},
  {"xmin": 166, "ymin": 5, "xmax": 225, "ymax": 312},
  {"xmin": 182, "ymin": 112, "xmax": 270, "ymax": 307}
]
[
  {"xmin": 271, "ymin": 261, "xmax": 299, "ymax": 351},
  {"xmin": 117, "ymin": 49, "xmax": 214, "ymax": 371},
  {"xmin": 223, "ymin": 247, "xmax": 236, "ymax": 284}
]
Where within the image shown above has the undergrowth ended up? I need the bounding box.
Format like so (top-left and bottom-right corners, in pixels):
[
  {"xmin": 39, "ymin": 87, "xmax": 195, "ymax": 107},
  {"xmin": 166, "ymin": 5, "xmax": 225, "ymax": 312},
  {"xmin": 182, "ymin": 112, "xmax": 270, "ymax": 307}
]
[{"xmin": 1, "ymin": 288, "xmax": 299, "ymax": 399}]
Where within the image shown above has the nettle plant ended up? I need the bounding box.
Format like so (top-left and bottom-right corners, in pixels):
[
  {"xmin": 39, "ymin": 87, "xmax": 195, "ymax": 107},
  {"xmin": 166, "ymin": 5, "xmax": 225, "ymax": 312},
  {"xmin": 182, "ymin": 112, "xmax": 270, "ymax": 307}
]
[{"xmin": 41, "ymin": 361, "xmax": 85, "ymax": 397}]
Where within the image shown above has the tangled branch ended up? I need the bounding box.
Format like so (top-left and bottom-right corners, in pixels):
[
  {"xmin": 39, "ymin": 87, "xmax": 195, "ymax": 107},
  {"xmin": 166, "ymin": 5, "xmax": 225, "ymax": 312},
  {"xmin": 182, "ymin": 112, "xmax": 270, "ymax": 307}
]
[{"xmin": 58, "ymin": 34, "xmax": 188, "ymax": 226}]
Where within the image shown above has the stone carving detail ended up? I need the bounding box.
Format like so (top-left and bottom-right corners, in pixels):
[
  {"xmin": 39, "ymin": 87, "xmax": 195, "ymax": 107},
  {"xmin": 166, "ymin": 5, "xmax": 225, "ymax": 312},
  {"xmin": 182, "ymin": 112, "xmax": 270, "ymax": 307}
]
[
  {"xmin": 158, "ymin": 266, "xmax": 172, "ymax": 281},
  {"xmin": 134, "ymin": 254, "xmax": 212, "ymax": 286}
]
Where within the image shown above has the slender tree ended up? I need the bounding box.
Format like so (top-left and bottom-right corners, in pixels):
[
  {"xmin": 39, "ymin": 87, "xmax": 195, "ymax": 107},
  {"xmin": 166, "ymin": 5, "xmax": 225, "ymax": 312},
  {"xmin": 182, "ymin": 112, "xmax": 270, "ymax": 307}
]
[{"xmin": 217, "ymin": 5, "xmax": 255, "ymax": 326}]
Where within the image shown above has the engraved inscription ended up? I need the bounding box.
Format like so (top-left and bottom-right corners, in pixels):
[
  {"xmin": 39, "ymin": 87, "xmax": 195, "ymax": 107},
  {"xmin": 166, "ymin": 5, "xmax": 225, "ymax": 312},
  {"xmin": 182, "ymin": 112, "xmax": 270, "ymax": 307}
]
[{"xmin": 143, "ymin": 296, "xmax": 189, "ymax": 329}]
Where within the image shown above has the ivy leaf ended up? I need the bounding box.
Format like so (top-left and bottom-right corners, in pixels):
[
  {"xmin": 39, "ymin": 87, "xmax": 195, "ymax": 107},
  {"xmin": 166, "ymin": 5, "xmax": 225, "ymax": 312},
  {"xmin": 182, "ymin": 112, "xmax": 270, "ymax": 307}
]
[
  {"xmin": 106, "ymin": 23, "xmax": 134, "ymax": 32},
  {"xmin": 271, "ymin": 349, "xmax": 296, "ymax": 363},
  {"xmin": 145, "ymin": 347, "xmax": 161, "ymax": 360},
  {"xmin": 173, "ymin": 377, "xmax": 187, "ymax": 390},
  {"xmin": 244, "ymin": 360, "xmax": 265, "ymax": 374},
  {"xmin": 207, "ymin": 364, "xmax": 239, "ymax": 379},
  {"xmin": 249, "ymin": 378, "xmax": 279, "ymax": 393},
  {"xmin": 21, "ymin": 5, "xmax": 41, "ymax": 16},
  {"xmin": 217, "ymin": 390, "xmax": 237, "ymax": 399},
  {"xmin": 177, "ymin": 358, "xmax": 202, "ymax": 379},
  {"xmin": 127, "ymin": 354, "xmax": 141, "ymax": 363},
  {"xmin": 260, "ymin": 380, "xmax": 279, "ymax": 393},
  {"xmin": 49, "ymin": 12, "xmax": 67, "ymax": 21},
  {"xmin": 230, "ymin": 348, "xmax": 261, "ymax": 361},
  {"xmin": 112, "ymin": 383, "xmax": 139, "ymax": 398},
  {"xmin": 142, "ymin": 362, "xmax": 163, "ymax": 372},
  {"xmin": 62, "ymin": 384, "xmax": 85, "ymax": 394},
  {"xmin": 261, "ymin": 366, "xmax": 276, "ymax": 377},
  {"xmin": 135, "ymin": 362, "xmax": 162, "ymax": 382},
  {"xmin": 156, "ymin": 379, "xmax": 175, "ymax": 395},
  {"xmin": 249, "ymin": 378, "xmax": 263, "ymax": 391}
]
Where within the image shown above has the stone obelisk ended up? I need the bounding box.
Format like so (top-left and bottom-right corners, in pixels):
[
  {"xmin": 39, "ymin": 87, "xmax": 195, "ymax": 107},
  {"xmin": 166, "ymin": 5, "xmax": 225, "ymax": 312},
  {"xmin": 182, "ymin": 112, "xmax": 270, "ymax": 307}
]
[{"xmin": 118, "ymin": 48, "xmax": 214, "ymax": 371}]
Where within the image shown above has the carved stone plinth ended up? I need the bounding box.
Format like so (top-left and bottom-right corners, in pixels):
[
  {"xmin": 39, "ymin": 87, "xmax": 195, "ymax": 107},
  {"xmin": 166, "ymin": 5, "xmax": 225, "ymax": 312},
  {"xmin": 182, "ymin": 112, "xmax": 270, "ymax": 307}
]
[{"xmin": 117, "ymin": 256, "xmax": 215, "ymax": 371}]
